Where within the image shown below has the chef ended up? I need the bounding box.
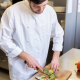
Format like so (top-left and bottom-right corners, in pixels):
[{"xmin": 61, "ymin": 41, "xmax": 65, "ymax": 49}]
[{"xmin": 0, "ymin": 0, "xmax": 64, "ymax": 80}]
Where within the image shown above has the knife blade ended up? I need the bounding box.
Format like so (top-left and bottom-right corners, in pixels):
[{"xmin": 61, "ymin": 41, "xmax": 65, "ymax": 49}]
[{"xmin": 36, "ymin": 67, "xmax": 49, "ymax": 75}]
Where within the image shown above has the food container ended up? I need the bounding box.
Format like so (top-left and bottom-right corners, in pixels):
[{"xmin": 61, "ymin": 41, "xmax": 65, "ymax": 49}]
[
  {"xmin": 7, "ymin": 1, "xmax": 12, "ymax": 7},
  {"xmin": 0, "ymin": 1, "xmax": 12, "ymax": 8},
  {"xmin": 0, "ymin": 3, "xmax": 7, "ymax": 8}
]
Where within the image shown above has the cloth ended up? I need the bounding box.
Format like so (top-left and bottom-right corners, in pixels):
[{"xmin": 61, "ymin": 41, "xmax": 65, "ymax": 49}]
[{"xmin": 0, "ymin": 0, "xmax": 64, "ymax": 80}]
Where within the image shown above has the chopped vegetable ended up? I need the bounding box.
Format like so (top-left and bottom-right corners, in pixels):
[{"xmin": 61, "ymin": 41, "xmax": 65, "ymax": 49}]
[
  {"xmin": 43, "ymin": 69, "xmax": 48, "ymax": 74},
  {"xmin": 35, "ymin": 76, "xmax": 42, "ymax": 79},
  {"xmin": 50, "ymin": 74, "xmax": 55, "ymax": 79},
  {"xmin": 35, "ymin": 76, "xmax": 45, "ymax": 80},
  {"xmin": 41, "ymin": 76, "xmax": 45, "ymax": 78},
  {"xmin": 35, "ymin": 69, "xmax": 58, "ymax": 80},
  {"xmin": 49, "ymin": 70, "xmax": 54, "ymax": 74}
]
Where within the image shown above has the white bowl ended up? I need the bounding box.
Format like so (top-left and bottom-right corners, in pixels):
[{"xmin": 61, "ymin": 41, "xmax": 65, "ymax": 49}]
[
  {"xmin": 53, "ymin": 7, "xmax": 66, "ymax": 12},
  {"xmin": 0, "ymin": 3, "xmax": 7, "ymax": 8}
]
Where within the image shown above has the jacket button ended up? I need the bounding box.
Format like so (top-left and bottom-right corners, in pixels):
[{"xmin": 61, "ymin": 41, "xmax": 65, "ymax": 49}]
[
  {"xmin": 40, "ymin": 38, "xmax": 42, "ymax": 41},
  {"xmin": 27, "ymin": 26, "xmax": 29, "ymax": 28}
]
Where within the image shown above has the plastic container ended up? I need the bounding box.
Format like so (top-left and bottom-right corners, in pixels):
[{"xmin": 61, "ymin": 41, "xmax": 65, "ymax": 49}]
[{"xmin": 0, "ymin": 3, "xmax": 7, "ymax": 8}]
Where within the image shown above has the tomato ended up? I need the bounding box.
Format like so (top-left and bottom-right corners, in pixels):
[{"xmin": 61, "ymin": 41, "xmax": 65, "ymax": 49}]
[{"xmin": 77, "ymin": 61, "xmax": 80, "ymax": 70}]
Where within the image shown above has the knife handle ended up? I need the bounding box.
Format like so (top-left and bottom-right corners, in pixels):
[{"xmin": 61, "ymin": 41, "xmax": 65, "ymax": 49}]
[{"xmin": 24, "ymin": 60, "xmax": 26, "ymax": 64}]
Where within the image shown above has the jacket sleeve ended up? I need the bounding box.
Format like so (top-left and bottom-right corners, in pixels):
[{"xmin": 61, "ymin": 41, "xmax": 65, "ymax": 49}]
[
  {"xmin": 0, "ymin": 8, "xmax": 22, "ymax": 58},
  {"xmin": 50, "ymin": 9, "xmax": 64, "ymax": 51}
]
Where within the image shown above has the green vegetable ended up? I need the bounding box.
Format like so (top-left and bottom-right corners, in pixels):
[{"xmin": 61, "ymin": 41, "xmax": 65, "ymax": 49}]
[
  {"xmin": 55, "ymin": 79, "xmax": 59, "ymax": 80},
  {"xmin": 49, "ymin": 70, "xmax": 54, "ymax": 74},
  {"xmin": 35, "ymin": 76, "xmax": 42, "ymax": 79},
  {"xmin": 40, "ymin": 79, "xmax": 45, "ymax": 80},
  {"xmin": 35, "ymin": 69, "xmax": 58, "ymax": 80},
  {"xmin": 43, "ymin": 69, "xmax": 48, "ymax": 74},
  {"xmin": 35, "ymin": 76, "xmax": 45, "ymax": 80},
  {"xmin": 50, "ymin": 74, "xmax": 55, "ymax": 79},
  {"xmin": 41, "ymin": 76, "xmax": 45, "ymax": 78}
]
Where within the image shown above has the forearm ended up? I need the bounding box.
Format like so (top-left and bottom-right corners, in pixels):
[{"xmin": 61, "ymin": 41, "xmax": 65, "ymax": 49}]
[
  {"xmin": 52, "ymin": 51, "xmax": 60, "ymax": 60},
  {"xmin": 18, "ymin": 51, "xmax": 43, "ymax": 71},
  {"xmin": 18, "ymin": 51, "xmax": 28, "ymax": 61}
]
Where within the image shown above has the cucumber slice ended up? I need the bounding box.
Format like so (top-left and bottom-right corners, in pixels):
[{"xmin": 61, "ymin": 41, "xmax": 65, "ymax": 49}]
[
  {"xmin": 35, "ymin": 76, "xmax": 42, "ymax": 79},
  {"xmin": 41, "ymin": 76, "xmax": 45, "ymax": 78},
  {"xmin": 50, "ymin": 74, "xmax": 55, "ymax": 79},
  {"xmin": 49, "ymin": 70, "xmax": 54, "ymax": 74},
  {"xmin": 55, "ymin": 79, "xmax": 59, "ymax": 80},
  {"xmin": 35, "ymin": 76, "xmax": 45, "ymax": 80}
]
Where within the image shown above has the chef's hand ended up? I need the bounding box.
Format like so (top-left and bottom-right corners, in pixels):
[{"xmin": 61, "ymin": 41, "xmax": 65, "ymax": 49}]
[
  {"xmin": 25, "ymin": 53, "xmax": 43, "ymax": 71},
  {"xmin": 18, "ymin": 51, "xmax": 43, "ymax": 71},
  {"xmin": 51, "ymin": 51, "xmax": 60, "ymax": 73}
]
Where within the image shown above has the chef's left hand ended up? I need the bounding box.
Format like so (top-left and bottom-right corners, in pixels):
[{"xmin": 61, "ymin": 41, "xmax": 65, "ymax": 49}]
[
  {"xmin": 51, "ymin": 57, "xmax": 59, "ymax": 73},
  {"xmin": 51, "ymin": 51, "xmax": 60, "ymax": 73}
]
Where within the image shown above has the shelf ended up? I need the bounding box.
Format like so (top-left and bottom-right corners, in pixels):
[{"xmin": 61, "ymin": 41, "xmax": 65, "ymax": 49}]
[
  {"xmin": 56, "ymin": 12, "xmax": 65, "ymax": 14},
  {"xmin": 0, "ymin": 6, "xmax": 7, "ymax": 10}
]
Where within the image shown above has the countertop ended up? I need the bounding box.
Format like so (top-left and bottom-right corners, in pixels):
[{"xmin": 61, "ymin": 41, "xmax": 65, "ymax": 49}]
[
  {"xmin": 30, "ymin": 48, "xmax": 80, "ymax": 80},
  {"xmin": 48, "ymin": 48, "xmax": 80, "ymax": 80},
  {"xmin": 59, "ymin": 48, "xmax": 80, "ymax": 80}
]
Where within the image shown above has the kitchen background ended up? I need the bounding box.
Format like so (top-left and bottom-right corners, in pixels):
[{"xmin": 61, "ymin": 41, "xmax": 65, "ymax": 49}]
[
  {"xmin": 0, "ymin": 0, "xmax": 66, "ymax": 70},
  {"xmin": 0, "ymin": 0, "xmax": 80, "ymax": 80}
]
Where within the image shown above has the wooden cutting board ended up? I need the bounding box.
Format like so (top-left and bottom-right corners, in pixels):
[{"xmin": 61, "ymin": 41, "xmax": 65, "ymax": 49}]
[{"xmin": 29, "ymin": 65, "xmax": 72, "ymax": 80}]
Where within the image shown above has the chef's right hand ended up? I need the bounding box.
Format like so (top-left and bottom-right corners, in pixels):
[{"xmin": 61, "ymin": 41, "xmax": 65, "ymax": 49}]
[
  {"xmin": 18, "ymin": 51, "xmax": 43, "ymax": 71},
  {"xmin": 25, "ymin": 53, "xmax": 43, "ymax": 71}
]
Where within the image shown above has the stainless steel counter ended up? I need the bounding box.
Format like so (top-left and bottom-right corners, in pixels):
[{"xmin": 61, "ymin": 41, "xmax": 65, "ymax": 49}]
[{"xmin": 59, "ymin": 48, "xmax": 80, "ymax": 80}]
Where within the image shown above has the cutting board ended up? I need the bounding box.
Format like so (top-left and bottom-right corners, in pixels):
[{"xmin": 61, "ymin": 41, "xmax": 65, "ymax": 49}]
[{"xmin": 29, "ymin": 65, "xmax": 72, "ymax": 80}]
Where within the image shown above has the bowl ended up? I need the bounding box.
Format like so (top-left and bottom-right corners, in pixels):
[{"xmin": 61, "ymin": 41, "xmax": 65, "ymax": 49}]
[
  {"xmin": 0, "ymin": 3, "xmax": 7, "ymax": 8},
  {"xmin": 7, "ymin": 1, "xmax": 12, "ymax": 7},
  {"xmin": 53, "ymin": 7, "xmax": 66, "ymax": 12}
]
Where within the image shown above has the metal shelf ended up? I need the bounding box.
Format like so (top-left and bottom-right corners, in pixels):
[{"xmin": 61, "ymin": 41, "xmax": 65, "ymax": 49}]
[
  {"xmin": 0, "ymin": 56, "xmax": 9, "ymax": 70},
  {"xmin": 0, "ymin": 6, "xmax": 7, "ymax": 10},
  {"xmin": 0, "ymin": 49, "xmax": 9, "ymax": 70}
]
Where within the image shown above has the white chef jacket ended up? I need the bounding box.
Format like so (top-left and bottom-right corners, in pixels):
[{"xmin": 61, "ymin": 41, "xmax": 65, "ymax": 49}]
[{"xmin": 0, "ymin": 1, "xmax": 64, "ymax": 80}]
